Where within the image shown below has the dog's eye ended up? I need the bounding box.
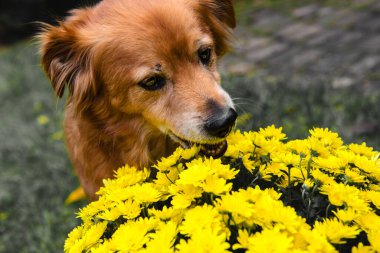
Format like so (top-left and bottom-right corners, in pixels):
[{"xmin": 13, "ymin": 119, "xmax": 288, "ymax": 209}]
[
  {"xmin": 139, "ymin": 75, "xmax": 166, "ymax": 91},
  {"xmin": 198, "ymin": 47, "xmax": 212, "ymax": 65}
]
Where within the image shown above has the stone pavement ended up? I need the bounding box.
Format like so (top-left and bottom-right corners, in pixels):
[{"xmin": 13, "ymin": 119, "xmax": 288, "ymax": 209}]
[{"xmin": 221, "ymin": 1, "xmax": 380, "ymax": 91}]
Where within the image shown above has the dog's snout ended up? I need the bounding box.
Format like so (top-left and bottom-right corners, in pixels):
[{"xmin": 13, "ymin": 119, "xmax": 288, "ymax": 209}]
[{"xmin": 205, "ymin": 108, "xmax": 237, "ymax": 138}]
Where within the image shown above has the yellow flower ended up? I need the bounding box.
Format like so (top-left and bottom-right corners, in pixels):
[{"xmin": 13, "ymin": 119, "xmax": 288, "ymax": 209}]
[
  {"xmin": 65, "ymin": 225, "xmax": 85, "ymax": 253},
  {"xmin": 37, "ymin": 114, "xmax": 50, "ymax": 125},
  {"xmin": 298, "ymin": 228, "xmax": 337, "ymax": 253},
  {"xmin": 313, "ymin": 218, "xmax": 361, "ymax": 244},
  {"xmin": 181, "ymin": 145, "xmax": 200, "ymax": 160},
  {"xmin": 131, "ymin": 183, "xmax": 162, "ymax": 203},
  {"xmin": 242, "ymin": 154, "xmax": 255, "ymax": 172},
  {"xmin": 232, "ymin": 229, "xmax": 250, "ymax": 250},
  {"xmin": 116, "ymin": 199, "xmax": 141, "ymax": 219},
  {"xmin": 333, "ymin": 208, "xmax": 359, "ymax": 222},
  {"xmin": 355, "ymin": 212, "xmax": 380, "ymax": 232},
  {"xmin": 110, "ymin": 218, "xmax": 157, "ymax": 252},
  {"xmin": 177, "ymin": 159, "xmax": 211, "ymax": 186},
  {"xmin": 363, "ymin": 191, "xmax": 380, "ymax": 209},
  {"xmin": 113, "ymin": 165, "xmax": 150, "ymax": 182},
  {"xmin": 311, "ymin": 169, "xmax": 335, "ymax": 185},
  {"xmin": 354, "ymin": 156, "xmax": 380, "ymax": 181},
  {"xmin": 170, "ymin": 184, "xmax": 203, "ymax": 209},
  {"xmin": 176, "ymin": 158, "xmax": 236, "ymax": 195},
  {"xmin": 345, "ymin": 168, "xmax": 368, "ymax": 184},
  {"xmin": 97, "ymin": 206, "xmax": 122, "ymax": 221},
  {"xmin": 90, "ymin": 240, "xmax": 113, "ymax": 253},
  {"xmin": 307, "ymin": 137, "xmax": 330, "ymax": 158},
  {"xmin": 320, "ymin": 183, "xmax": 369, "ymax": 212},
  {"xmin": 65, "ymin": 127, "xmax": 380, "ymax": 253},
  {"xmin": 216, "ymin": 190, "xmax": 255, "ymax": 221},
  {"xmin": 202, "ymin": 175, "xmax": 232, "ymax": 195},
  {"xmin": 349, "ymin": 143, "xmax": 375, "ymax": 158},
  {"xmin": 154, "ymin": 149, "xmax": 181, "ymax": 171},
  {"xmin": 315, "ymin": 156, "xmax": 347, "ymax": 172},
  {"xmin": 180, "ymin": 205, "xmax": 225, "ymax": 236},
  {"xmin": 144, "ymin": 221, "xmax": 177, "ymax": 253},
  {"xmin": 154, "ymin": 167, "xmax": 180, "ymax": 189},
  {"xmin": 367, "ymin": 230, "xmax": 380, "ymax": 251},
  {"xmin": 246, "ymin": 227, "xmax": 294, "ymax": 253},
  {"xmin": 272, "ymin": 152, "xmax": 299, "ymax": 167},
  {"xmin": 259, "ymin": 125, "xmax": 287, "ymax": 140},
  {"xmin": 351, "ymin": 242, "xmax": 375, "ymax": 253},
  {"xmin": 286, "ymin": 140, "xmax": 308, "ymax": 155},
  {"xmin": 82, "ymin": 221, "xmax": 108, "ymax": 250},
  {"xmin": 309, "ymin": 128, "xmax": 343, "ymax": 150},
  {"xmin": 302, "ymin": 178, "xmax": 314, "ymax": 189},
  {"xmin": 176, "ymin": 228, "xmax": 230, "ymax": 253},
  {"xmin": 149, "ymin": 206, "xmax": 182, "ymax": 222},
  {"xmin": 67, "ymin": 239, "xmax": 86, "ymax": 253}
]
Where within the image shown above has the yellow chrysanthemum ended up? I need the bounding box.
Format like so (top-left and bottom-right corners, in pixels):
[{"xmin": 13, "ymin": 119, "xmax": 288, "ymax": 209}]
[
  {"xmin": 176, "ymin": 229, "xmax": 230, "ymax": 253},
  {"xmin": 320, "ymin": 183, "xmax": 369, "ymax": 211},
  {"xmin": 259, "ymin": 125, "xmax": 287, "ymax": 140},
  {"xmin": 349, "ymin": 143, "xmax": 375, "ymax": 158},
  {"xmin": 362, "ymin": 191, "xmax": 380, "ymax": 209},
  {"xmin": 144, "ymin": 221, "xmax": 177, "ymax": 253},
  {"xmin": 351, "ymin": 242, "xmax": 375, "ymax": 253},
  {"xmin": 367, "ymin": 230, "xmax": 380, "ymax": 251},
  {"xmin": 313, "ymin": 218, "xmax": 361, "ymax": 244},
  {"xmin": 180, "ymin": 205, "xmax": 225, "ymax": 236},
  {"xmin": 245, "ymin": 227, "xmax": 294, "ymax": 253},
  {"xmin": 333, "ymin": 208, "xmax": 359, "ymax": 222},
  {"xmin": 64, "ymin": 127, "xmax": 380, "ymax": 253},
  {"xmin": 110, "ymin": 218, "xmax": 157, "ymax": 252}
]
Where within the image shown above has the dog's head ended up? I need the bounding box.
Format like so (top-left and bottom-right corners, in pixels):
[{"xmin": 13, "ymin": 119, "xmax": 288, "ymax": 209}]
[{"xmin": 40, "ymin": 0, "xmax": 237, "ymax": 157}]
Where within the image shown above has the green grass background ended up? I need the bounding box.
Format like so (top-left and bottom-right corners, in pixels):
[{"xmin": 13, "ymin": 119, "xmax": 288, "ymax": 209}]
[{"xmin": 0, "ymin": 1, "xmax": 379, "ymax": 252}]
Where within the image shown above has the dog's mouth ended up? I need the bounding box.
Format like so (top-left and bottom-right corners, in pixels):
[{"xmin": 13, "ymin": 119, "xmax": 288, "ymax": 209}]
[{"xmin": 168, "ymin": 132, "xmax": 228, "ymax": 158}]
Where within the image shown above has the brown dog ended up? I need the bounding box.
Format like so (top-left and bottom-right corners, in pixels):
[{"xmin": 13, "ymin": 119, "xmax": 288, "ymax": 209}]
[{"xmin": 39, "ymin": 0, "xmax": 237, "ymax": 200}]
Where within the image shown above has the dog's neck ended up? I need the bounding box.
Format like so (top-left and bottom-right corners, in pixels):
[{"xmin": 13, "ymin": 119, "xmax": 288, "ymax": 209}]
[{"xmin": 72, "ymin": 99, "xmax": 178, "ymax": 169}]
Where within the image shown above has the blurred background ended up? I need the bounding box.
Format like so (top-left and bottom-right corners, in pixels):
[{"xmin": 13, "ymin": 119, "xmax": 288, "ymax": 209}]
[{"xmin": 0, "ymin": 0, "xmax": 379, "ymax": 252}]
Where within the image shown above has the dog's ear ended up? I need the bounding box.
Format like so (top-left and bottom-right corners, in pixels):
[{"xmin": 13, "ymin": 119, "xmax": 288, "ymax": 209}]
[
  {"xmin": 201, "ymin": 0, "xmax": 236, "ymax": 29},
  {"xmin": 39, "ymin": 9, "xmax": 97, "ymax": 110},
  {"xmin": 196, "ymin": 0, "xmax": 236, "ymax": 55}
]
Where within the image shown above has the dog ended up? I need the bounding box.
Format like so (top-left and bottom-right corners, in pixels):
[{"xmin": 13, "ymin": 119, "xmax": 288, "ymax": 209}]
[{"xmin": 39, "ymin": 0, "xmax": 237, "ymax": 200}]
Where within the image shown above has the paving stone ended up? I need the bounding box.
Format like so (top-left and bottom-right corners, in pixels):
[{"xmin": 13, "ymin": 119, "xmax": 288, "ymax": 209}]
[
  {"xmin": 318, "ymin": 6, "xmax": 335, "ymax": 17},
  {"xmin": 291, "ymin": 50, "xmax": 322, "ymax": 68},
  {"xmin": 252, "ymin": 11, "xmax": 292, "ymax": 33},
  {"xmin": 365, "ymin": 16, "xmax": 380, "ymax": 31},
  {"xmin": 224, "ymin": 2, "xmax": 380, "ymax": 92},
  {"xmin": 332, "ymin": 77, "xmax": 355, "ymax": 88},
  {"xmin": 278, "ymin": 23, "xmax": 323, "ymax": 41},
  {"xmin": 244, "ymin": 37, "xmax": 271, "ymax": 50},
  {"xmin": 247, "ymin": 43, "xmax": 287, "ymax": 62},
  {"xmin": 333, "ymin": 11, "xmax": 369, "ymax": 28},
  {"xmin": 306, "ymin": 29, "xmax": 342, "ymax": 46},
  {"xmin": 227, "ymin": 62, "xmax": 254, "ymax": 75},
  {"xmin": 372, "ymin": 2, "xmax": 380, "ymax": 13},
  {"xmin": 350, "ymin": 56, "xmax": 380, "ymax": 75},
  {"xmin": 293, "ymin": 4, "xmax": 320, "ymax": 19},
  {"xmin": 361, "ymin": 35, "xmax": 380, "ymax": 52},
  {"xmin": 338, "ymin": 31, "xmax": 364, "ymax": 44}
]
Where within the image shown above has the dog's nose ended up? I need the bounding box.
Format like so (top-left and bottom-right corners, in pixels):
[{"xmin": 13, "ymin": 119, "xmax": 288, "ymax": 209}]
[{"xmin": 205, "ymin": 108, "xmax": 238, "ymax": 138}]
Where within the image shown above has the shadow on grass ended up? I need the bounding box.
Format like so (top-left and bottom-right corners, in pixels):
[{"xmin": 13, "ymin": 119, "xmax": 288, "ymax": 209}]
[{"xmin": 0, "ymin": 41, "xmax": 85, "ymax": 253}]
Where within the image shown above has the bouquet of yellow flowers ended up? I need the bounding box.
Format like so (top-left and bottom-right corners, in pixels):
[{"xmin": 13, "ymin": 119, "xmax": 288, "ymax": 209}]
[{"xmin": 64, "ymin": 126, "xmax": 380, "ymax": 253}]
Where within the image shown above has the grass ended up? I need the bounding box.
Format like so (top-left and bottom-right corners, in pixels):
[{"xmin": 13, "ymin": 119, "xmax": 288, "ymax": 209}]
[
  {"xmin": 0, "ymin": 42, "xmax": 85, "ymax": 253},
  {"xmin": 222, "ymin": 73, "xmax": 380, "ymax": 149},
  {"xmin": 0, "ymin": 1, "xmax": 379, "ymax": 251}
]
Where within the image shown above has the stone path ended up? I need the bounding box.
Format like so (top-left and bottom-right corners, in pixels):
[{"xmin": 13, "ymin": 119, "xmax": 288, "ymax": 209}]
[{"xmin": 221, "ymin": 1, "xmax": 380, "ymax": 91}]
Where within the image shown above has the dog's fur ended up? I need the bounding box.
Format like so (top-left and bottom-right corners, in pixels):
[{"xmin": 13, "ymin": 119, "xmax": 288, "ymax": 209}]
[{"xmin": 39, "ymin": 0, "xmax": 236, "ymax": 200}]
